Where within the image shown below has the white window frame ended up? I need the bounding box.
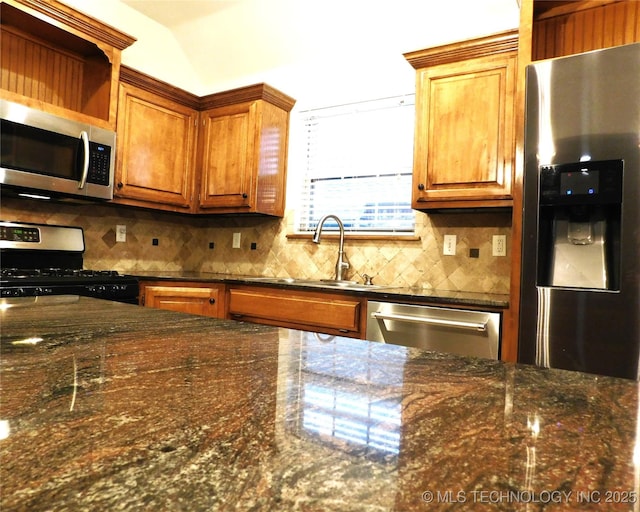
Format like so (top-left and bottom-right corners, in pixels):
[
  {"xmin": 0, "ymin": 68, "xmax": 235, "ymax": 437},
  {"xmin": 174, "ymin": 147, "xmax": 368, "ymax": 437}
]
[{"xmin": 294, "ymin": 94, "xmax": 416, "ymax": 236}]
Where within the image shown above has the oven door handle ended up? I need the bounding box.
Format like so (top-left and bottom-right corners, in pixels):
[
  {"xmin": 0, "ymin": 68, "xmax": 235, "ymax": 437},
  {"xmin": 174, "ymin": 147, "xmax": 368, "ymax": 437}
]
[
  {"xmin": 371, "ymin": 311, "xmax": 488, "ymax": 332},
  {"xmin": 78, "ymin": 131, "xmax": 90, "ymax": 190}
]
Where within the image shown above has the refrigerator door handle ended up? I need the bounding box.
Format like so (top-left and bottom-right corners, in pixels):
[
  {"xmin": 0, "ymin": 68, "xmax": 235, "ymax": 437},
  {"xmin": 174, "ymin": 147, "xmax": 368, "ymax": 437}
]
[{"xmin": 535, "ymin": 287, "xmax": 551, "ymax": 368}]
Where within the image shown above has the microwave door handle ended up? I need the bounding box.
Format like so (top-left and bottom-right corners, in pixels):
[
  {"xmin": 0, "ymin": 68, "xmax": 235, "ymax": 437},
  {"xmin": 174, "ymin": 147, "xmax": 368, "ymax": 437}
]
[{"xmin": 78, "ymin": 131, "xmax": 89, "ymax": 189}]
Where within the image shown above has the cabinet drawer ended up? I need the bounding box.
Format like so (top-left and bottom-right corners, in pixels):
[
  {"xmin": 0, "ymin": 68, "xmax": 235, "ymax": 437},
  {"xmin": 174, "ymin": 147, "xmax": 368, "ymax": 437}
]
[
  {"xmin": 227, "ymin": 287, "xmax": 364, "ymax": 337},
  {"xmin": 140, "ymin": 281, "xmax": 226, "ymax": 319}
]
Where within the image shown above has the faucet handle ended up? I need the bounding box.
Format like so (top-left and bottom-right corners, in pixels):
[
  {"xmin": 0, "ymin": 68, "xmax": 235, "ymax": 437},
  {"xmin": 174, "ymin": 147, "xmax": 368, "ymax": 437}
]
[{"xmin": 362, "ymin": 273, "xmax": 373, "ymax": 286}]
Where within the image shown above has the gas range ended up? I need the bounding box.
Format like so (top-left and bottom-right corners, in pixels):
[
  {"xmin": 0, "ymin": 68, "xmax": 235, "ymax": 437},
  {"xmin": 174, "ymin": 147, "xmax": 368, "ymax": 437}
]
[{"xmin": 0, "ymin": 221, "xmax": 139, "ymax": 304}]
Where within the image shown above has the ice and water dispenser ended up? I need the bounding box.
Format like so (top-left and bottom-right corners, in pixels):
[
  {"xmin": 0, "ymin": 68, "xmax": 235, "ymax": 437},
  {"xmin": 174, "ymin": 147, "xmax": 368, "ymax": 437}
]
[{"xmin": 536, "ymin": 159, "xmax": 623, "ymax": 291}]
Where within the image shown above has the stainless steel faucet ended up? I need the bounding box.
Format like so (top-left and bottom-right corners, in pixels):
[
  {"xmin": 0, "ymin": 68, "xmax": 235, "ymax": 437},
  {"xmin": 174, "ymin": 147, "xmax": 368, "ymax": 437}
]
[{"xmin": 312, "ymin": 214, "xmax": 349, "ymax": 281}]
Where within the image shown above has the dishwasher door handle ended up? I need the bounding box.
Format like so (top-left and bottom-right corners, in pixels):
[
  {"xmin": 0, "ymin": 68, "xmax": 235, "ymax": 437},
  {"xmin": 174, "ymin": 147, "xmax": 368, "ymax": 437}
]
[{"xmin": 371, "ymin": 311, "xmax": 488, "ymax": 332}]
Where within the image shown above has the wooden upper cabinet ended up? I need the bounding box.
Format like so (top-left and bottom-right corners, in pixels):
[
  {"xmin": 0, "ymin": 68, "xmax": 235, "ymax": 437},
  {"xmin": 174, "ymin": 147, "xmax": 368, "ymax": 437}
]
[
  {"xmin": 113, "ymin": 78, "xmax": 295, "ymax": 216},
  {"xmin": 196, "ymin": 84, "xmax": 296, "ymax": 216},
  {"xmin": 114, "ymin": 67, "xmax": 199, "ymax": 212},
  {"xmin": 0, "ymin": 0, "xmax": 135, "ymax": 129},
  {"xmin": 198, "ymin": 101, "xmax": 256, "ymax": 211},
  {"xmin": 405, "ymin": 30, "xmax": 518, "ymax": 209},
  {"xmin": 529, "ymin": 0, "xmax": 640, "ymax": 61}
]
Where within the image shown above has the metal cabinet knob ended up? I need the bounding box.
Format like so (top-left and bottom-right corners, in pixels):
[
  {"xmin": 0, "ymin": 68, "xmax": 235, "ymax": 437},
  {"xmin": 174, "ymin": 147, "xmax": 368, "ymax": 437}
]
[
  {"xmin": 209, "ymin": 298, "xmax": 216, "ymax": 304},
  {"xmin": 417, "ymin": 183, "xmax": 425, "ymax": 191}
]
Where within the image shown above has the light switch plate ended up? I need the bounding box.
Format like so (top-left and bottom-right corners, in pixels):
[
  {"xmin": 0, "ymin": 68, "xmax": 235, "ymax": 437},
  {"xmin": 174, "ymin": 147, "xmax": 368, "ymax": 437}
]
[{"xmin": 232, "ymin": 232, "xmax": 241, "ymax": 249}]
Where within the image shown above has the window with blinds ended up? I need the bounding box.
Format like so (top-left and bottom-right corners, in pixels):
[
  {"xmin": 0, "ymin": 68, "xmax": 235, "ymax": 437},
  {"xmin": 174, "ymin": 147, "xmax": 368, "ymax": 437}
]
[{"xmin": 296, "ymin": 94, "xmax": 416, "ymax": 235}]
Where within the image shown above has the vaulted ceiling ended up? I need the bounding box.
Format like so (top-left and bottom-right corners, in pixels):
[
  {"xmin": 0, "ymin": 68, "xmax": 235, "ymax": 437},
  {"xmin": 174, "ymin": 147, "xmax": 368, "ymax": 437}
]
[{"xmin": 115, "ymin": 0, "xmax": 520, "ymax": 103}]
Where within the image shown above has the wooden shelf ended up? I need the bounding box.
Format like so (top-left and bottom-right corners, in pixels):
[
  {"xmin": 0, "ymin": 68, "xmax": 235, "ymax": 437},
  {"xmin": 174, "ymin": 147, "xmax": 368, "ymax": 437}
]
[{"xmin": 0, "ymin": 0, "xmax": 135, "ymax": 128}]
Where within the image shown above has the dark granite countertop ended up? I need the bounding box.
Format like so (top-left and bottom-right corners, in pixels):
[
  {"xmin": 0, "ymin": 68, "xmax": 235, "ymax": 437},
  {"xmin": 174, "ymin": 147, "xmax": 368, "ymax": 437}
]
[
  {"xmin": 2, "ymin": 296, "xmax": 637, "ymax": 511},
  {"xmin": 131, "ymin": 271, "xmax": 509, "ymax": 309}
]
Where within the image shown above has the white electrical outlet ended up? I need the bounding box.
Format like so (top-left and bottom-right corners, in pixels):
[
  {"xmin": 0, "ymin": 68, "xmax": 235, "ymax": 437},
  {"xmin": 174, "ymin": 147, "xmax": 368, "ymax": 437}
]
[
  {"xmin": 493, "ymin": 235, "xmax": 506, "ymax": 256},
  {"xmin": 116, "ymin": 224, "xmax": 126, "ymax": 243},
  {"xmin": 232, "ymin": 232, "xmax": 241, "ymax": 249},
  {"xmin": 443, "ymin": 234, "xmax": 456, "ymax": 255}
]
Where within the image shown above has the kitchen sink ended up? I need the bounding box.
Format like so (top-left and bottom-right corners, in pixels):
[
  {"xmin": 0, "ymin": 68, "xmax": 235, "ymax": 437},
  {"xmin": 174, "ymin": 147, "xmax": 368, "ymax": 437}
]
[
  {"xmin": 242, "ymin": 277, "xmax": 392, "ymax": 291},
  {"xmin": 311, "ymin": 280, "xmax": 388, "ymax": 290},
  {"xmin": 244, "ymin": 277, "xmax": 300, "ymax": 284}
]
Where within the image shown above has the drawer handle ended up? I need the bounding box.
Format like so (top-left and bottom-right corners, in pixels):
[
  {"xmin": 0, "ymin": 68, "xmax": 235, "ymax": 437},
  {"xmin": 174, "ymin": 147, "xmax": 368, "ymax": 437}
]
[
  {"xmin": 371, "ymin": 312, "xmax": 488, "ymax": 332},
  {"xmin": 209, "ymin": 298, "xmax": 216, "ymax": 304}
]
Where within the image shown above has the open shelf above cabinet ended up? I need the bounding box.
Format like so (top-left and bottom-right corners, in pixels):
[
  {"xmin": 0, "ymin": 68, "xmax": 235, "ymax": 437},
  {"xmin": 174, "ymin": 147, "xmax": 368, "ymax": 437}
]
[
  {"xmin": 527, "ymin": 0, "xmax": 640, "ymax": 61},
  {"xmin": 0, "ymin": 0, "xmax": 135, "ymax": 129}
]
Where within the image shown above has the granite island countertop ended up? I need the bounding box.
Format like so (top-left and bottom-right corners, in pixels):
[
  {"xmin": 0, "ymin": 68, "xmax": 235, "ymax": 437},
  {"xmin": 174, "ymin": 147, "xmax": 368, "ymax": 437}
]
[
  {"xmin": 1, "ymin": 296, "xmax": 637, "ymax": 511},
  {"xmin": 131, "ymin": 271, "xmax": 510, "ymax": 309}
]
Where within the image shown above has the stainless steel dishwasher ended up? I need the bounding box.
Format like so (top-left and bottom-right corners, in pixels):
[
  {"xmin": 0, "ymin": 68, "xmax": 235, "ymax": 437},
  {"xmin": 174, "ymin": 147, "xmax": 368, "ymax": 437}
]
[{"xmin": 366, "ymin": 301, "xmax": 500, "ymax": 360}]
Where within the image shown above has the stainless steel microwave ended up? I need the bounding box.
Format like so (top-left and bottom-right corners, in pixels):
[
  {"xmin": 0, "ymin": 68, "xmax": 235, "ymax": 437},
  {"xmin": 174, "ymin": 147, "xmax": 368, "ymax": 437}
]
[{"xmin": 0, "ymin": 99, "xmax": 116, "ymax": 200}]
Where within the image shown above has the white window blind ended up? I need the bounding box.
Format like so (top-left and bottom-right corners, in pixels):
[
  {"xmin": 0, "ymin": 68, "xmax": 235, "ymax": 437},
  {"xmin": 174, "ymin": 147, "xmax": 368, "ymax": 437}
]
[{"xmin": 296, "ymin": 94, "xmax": 415, "ymax": 234}]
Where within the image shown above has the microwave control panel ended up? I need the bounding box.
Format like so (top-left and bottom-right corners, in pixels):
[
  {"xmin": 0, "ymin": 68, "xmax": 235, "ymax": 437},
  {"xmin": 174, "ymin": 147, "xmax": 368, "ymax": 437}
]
[{"xmin": 87, "ymin": 142, "xmax": 112, "ymax": 186}]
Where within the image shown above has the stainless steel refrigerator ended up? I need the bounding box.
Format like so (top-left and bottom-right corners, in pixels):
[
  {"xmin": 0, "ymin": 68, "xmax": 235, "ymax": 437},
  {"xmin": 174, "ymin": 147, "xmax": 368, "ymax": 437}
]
[{"xmin": 519, "ymin": 43, "xmax": 640, "ymax": 380}]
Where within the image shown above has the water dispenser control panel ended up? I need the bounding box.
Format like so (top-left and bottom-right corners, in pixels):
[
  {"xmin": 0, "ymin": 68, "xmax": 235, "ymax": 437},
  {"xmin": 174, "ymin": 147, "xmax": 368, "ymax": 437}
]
[{"xmin": 539, "ymin": 159, "xmax": 623, "ymax": 206}]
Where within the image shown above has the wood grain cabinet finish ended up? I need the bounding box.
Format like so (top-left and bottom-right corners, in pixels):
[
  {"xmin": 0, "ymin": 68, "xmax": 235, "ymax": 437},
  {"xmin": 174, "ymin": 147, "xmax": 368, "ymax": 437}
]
[
  {"xmin": 530, "ymin": 0, "xmax": 640, "ymax": 61},
  {"xmin": 113, "ymin": 72, "xmax": 295, "ymax": 216},
  {"xmin": 198, "ymin": 102, "xmax": 255, "ymax": 211},
  {"xmin": 227, "ymin": 286, "xmax": 366, "ymax": 339},
  {"xmin": 196, "ymin": 85, "xmax": 295, "ymax": 216},
  {"xmin": 140, "ymin": 281, "xmax": 226, "ymax": 319},
  {"xmin": 405, "ymin": 30, "xmax": 518, "ymax": 210},
  {"xmin": 0, "ymin": 0, "xmax": 134, "ymax": 129},
  {"xmin": 114, "ymin": 69, "xmax": 199, "ymax": 212}
]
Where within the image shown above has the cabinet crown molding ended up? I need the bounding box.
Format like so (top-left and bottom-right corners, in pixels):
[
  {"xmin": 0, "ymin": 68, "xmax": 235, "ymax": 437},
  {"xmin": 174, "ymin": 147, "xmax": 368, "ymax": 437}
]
[
  {"xmin": 119, "ymin": 66, "xmax": 297, "ymax": 113},
  {"xmin": 404, "ymin": 29, "xmax": 519, "ymax": 69},
  {"xmin": 200, "ymin": 83, "xmax": 296, "ymax": 112},
  {"xmin": 119, "ymin": 65, "xmax": 201, "ymax": 109},
  {"xmin": 3, "ymin": 0, "xmax": 136, "ymax": 50}
]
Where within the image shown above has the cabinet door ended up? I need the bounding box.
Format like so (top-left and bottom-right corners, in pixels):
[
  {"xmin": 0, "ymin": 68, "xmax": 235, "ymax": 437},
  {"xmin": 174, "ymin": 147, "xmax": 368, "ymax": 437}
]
[
  {"xmin": 115, "ymin": 83, "xmax": 198, "ymax": 210},
  {"xmin": 412, "ymin": 52, "xmax": 516, "ymax": 207},
  {"xmin": 144, "ymin": 285, "xmax": 224, "ymax": 318},
  {"xmin": 198, "ymin": 102, "xmax": 256, "ymax": 211}
]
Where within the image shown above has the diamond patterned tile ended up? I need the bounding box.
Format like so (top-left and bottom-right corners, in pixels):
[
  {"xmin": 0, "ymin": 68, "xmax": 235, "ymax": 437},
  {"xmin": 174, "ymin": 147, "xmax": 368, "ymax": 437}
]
[{"xmin": 2, "ymin": 197, "xmax": 511, "ymax": 294}]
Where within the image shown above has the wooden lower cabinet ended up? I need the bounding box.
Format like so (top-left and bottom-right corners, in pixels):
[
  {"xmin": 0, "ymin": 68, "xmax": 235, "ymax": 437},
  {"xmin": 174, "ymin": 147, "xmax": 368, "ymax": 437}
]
[
  {"xmin": 227, "ymin": 286, "xmax": 366, "ymax": 339},
  {"xmin": 140, "ymin": 281, "xmax": 226, "ymax": 319}
]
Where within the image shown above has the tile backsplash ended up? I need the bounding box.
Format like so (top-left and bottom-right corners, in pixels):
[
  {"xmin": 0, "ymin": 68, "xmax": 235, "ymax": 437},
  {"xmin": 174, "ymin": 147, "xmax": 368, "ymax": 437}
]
[{"xmin": 1, "ymin": 196, "xmax": 511, "ymax": 293}]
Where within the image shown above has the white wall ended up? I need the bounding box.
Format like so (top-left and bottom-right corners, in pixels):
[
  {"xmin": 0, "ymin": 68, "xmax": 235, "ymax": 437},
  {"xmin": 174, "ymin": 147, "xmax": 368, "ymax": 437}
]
[
  {"xmin": 62, "ymin": 0, "xmax": 519, "ymax": 108},
  {"xmin": 62, "ymin": 0, "xmax": 519, "ymax": 223},
  {"xmin": 60, "ymin": 0, "xmax": 201, "ymax": 89}
]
